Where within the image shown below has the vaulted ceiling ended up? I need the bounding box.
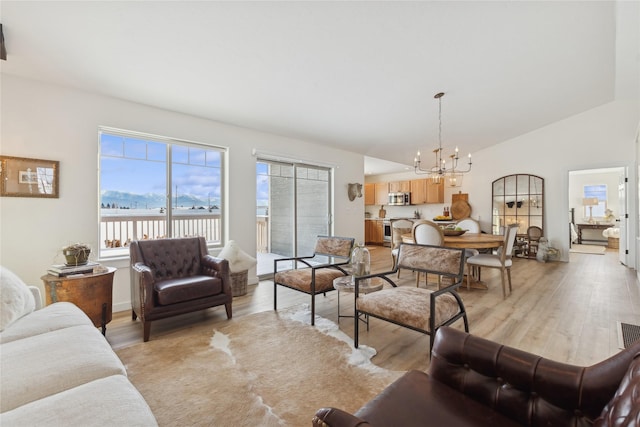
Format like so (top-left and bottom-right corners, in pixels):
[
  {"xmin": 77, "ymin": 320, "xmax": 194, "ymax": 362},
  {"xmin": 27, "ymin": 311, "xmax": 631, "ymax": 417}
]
[{"xmin": 0, "ymin": 1, "xmax": 622, "ymax": 174}]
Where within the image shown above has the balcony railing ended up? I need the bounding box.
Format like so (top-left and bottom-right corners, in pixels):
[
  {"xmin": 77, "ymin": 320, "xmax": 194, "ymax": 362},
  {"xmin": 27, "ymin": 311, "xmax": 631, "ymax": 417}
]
[{"xmin": 100, "ymin": 211, "xmax": 269, "ymax": 254}]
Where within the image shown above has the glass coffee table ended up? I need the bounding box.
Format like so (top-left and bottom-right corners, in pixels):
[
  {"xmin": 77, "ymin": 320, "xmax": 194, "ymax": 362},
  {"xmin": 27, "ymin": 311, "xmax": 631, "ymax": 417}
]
[{"xmin": 333, "ymin": 275, "xmax": 384, "ymax": 329}]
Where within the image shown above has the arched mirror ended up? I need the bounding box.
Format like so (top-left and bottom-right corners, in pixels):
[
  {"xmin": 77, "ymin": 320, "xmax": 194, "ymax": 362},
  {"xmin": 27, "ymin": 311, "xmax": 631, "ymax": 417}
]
[{"xmin": 492, "ymin": 174, "xmax": 544, "ymax": 258}]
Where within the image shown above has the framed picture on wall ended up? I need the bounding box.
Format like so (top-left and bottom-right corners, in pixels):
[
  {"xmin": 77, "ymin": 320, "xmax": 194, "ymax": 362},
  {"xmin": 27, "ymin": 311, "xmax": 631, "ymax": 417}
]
[{"xmin": 0, "ymin": 155, "xmax": 59, "ymax": 198}]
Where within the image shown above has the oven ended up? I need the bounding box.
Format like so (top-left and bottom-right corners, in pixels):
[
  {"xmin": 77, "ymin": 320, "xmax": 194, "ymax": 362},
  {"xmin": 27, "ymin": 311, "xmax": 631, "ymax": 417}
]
[{"xmin": 383, "ymin": 219, "xmax": 392, "ymax": 244}]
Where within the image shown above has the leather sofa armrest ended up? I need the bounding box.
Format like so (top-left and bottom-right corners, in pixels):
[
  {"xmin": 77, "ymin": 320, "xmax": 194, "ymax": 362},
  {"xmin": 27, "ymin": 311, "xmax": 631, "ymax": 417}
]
[
  {"xmin": 312, "ymin": 407, "xmax": 371, "ymax": 427},
  {"xmin": 201, "ymin": 255, "xmax": 231, "ymax": 295},
  {"xmin": 430, "ymin": 327, "xmax": 640, "ymax": 424},
  {"xmin": 131, "ymin": 262, "xmax": 155, "ymax": 313}
]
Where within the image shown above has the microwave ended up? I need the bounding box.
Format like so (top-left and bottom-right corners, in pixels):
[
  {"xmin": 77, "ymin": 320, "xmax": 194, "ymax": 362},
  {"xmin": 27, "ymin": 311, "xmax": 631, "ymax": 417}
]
[{"xmin": 388, "ymin": 192, "xmax": 411, "ymax": 206}]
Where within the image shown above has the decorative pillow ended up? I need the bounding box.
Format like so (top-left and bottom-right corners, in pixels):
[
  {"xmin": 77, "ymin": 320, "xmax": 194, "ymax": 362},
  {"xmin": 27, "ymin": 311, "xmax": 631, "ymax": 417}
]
[
  {"xmin": 0, "ymin": 266, "xmax": 36, "ymax": 331},
  {"xmin": 218, "ymin": 240, "xmax": 257, "ymax": 273}
]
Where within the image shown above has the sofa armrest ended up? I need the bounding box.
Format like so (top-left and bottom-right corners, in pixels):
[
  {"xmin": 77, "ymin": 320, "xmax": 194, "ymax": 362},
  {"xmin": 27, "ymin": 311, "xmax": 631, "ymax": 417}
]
[
  {"xmin": 312, "ymin": 407, "xmax": 371, "ymax": 427},
  {"xmin": 28, "ymin": 286, "xmax": 42, "ymax": 310},
  {"xmin": 131, "ymin": 262, "xmax": 155, "ymax": 315},
  {"xmin": 430, "ymin": 326, "xmax": 640, "ymax": 424},
  {"xmin": 202, "ymin": 255, "xmax": 231, "ymax": 295}
]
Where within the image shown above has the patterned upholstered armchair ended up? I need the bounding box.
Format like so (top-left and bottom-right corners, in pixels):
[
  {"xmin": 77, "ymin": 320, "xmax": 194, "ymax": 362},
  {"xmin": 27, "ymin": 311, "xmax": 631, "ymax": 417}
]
[
  {"xmin": 353, "ymin": 243, "xmax": 468, "ymax": 354},
  {"xmin": 273, "ymin": 236, "xmax": 355, "ymax": 325}
]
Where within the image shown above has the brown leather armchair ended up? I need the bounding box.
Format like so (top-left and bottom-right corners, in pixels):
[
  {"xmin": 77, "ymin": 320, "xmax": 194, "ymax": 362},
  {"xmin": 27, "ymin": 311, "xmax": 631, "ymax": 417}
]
[
  {"xmin": 313, "ymin": 326, "xmax": 640, "ymax": 426},
  {"xmin": 130, "ymin": 237, "xmax": 232, "ymax": 341}
]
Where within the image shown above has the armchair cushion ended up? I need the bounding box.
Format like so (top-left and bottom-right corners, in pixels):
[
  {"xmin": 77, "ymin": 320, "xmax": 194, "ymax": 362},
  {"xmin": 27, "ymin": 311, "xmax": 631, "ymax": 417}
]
[
  {"xmin": 274, "ymin": 268, "xmax": 345, "ymax": 293},
  {"xmin": 154, "ymin": 275, "xmax": 221, "ymax": 305},
  {"xmin": 357, "ymin": 287, "xmax": 461, "ymax": 332}
]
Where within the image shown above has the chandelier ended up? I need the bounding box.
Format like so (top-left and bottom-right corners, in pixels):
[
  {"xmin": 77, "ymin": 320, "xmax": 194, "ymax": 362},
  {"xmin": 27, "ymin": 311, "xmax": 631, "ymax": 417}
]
[{"xmin": 414, "ymin": 92, "xmax": 472, "ymax": 186}]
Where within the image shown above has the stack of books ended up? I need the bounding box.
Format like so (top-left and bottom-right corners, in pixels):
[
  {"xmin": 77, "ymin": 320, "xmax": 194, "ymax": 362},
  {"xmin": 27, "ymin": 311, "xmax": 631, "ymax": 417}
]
[{"xmin": 47, "ymin": 262, "xmax": 100, "ymax": 277}]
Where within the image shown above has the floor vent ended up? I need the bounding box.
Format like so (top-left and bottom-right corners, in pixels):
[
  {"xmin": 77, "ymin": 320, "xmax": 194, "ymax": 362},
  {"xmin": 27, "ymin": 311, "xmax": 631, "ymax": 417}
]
[{"xmin": 617, "ymin": 322, "xmax": 640, "ymax": 349}]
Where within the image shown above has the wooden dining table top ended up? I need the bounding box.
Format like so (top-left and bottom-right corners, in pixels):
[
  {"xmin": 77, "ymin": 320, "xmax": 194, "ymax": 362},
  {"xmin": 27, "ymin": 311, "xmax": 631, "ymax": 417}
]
[{"xmin": 401, "ymin": 232, "xmax": 504, "ymax": 249}]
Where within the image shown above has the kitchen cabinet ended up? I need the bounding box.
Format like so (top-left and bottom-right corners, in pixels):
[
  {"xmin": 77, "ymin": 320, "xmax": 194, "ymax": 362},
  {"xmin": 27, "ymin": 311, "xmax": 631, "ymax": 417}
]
[
  {"xmin": 364, "ymin": 183, "xmax": 375, "ymax": 205},
  {"xmin": 388, "ymin": 180, "xmax": 411, "ymax": 193},
  {"xmin": 374, "ymin": 182, "xmax": 389, "ymax": 206},
  {"xmin": 365, "ymin": 220, "xmax": 384, "ymax": 245},
  {"xmin": 410, "ymin": 179, "xmax": 426, "ymax": 204},
  {"xmin": 410, "ymin": 179, "xmax": 443, "ymax": 204},
  {"xmin": 426, "ymin": 180, "xmax": 444, "ymax": 203}
]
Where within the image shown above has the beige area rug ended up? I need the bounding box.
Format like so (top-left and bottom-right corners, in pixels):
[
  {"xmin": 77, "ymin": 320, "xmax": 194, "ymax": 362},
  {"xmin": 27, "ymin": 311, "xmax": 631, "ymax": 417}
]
[
  {"xmin": 116, "ymin": 306, "xmax": 403, "ymax": 426},
  {"xmin": 569, "ymin": 244, "xmax": 606, "ymax": 255}
]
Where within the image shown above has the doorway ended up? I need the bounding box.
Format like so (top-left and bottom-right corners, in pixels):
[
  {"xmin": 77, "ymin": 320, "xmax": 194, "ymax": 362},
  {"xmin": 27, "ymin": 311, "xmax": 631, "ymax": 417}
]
[
  {"xmin": 256, "ymin": 159, "xmax": 332, "ymax": 277},
  {"xmin": 568, "ymin": 167, "xmax": 627, "ymax": 265}
]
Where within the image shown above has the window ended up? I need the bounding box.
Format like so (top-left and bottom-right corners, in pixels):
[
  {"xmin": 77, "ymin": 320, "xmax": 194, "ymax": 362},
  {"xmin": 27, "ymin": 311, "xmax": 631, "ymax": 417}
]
[
  {"xmin": 584, "ymin": 184, "xmax": 607, "ymax": 217},
  {"xmin": 99, "ymin": 128, "xmax": 225, "ymax": 258}
]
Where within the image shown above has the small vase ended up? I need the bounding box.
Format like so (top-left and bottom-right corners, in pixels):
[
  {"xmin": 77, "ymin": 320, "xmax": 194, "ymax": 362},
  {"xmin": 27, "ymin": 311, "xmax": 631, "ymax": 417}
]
[{"xmin": 351, "ymin": 243, "xmax": 371, "ymax": 286}]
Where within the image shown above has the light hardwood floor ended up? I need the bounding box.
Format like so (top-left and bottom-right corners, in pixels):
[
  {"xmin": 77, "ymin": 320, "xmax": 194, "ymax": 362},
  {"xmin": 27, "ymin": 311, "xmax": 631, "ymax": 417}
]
[{"xmin": 107, "ymin": 246, "xmax": 640, "ymax": 372}]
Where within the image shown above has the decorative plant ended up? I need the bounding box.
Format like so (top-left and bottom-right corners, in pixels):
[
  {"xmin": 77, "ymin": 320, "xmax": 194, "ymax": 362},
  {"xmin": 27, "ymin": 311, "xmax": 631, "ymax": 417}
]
[{"xmin": 62, "ymin": 243, "xmax": 91, "ymax": 266}]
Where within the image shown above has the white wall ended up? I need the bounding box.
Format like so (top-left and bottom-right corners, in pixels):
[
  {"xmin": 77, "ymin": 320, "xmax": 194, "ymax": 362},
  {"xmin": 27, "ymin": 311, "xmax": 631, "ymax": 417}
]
[
  {"xmin": 467, "ymin": 100, "xmax": 637, "ymax": 264},
  {"xmin": 0, "ymin": 74, "xmax": 365, "ymax": 311}
]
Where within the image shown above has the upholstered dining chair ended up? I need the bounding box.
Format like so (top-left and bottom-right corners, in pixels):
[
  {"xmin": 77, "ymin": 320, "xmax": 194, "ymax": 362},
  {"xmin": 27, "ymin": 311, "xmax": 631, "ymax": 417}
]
[
  {"xmin": 273, "ymin": 235, "xmax": 354, "ymax": 326},
  {"xmin": 412, "ymin": 221, "xmax": 444, "ymax": 287},
  {"xmin": 353, "ymin": 243, "xmax": 468, "ymax": 355},
  {"xmin": 390, "ymin": 218, "xmax": 414, "ymax": 277},
  {"xmin": 455, "ymin": 217, "xmax": 481, "ymax": 277},
  {"xmin": 465, "ymin": 224, "xmax": 519, "ymax": 298}
]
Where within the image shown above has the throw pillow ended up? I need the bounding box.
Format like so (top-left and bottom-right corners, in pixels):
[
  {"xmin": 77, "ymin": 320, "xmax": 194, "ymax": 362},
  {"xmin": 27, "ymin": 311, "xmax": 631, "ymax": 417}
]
[
  {"xmin": 218, "ymin": 240, "xmax": 257, "ymax": 273},
  {"xmin": 0, "ymin": 266, "xmax": 36, "ymax": 331}
]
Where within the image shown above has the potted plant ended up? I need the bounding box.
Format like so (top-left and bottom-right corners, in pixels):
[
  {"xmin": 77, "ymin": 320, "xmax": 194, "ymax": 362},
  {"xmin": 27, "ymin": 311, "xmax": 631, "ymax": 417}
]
[{"xmin": 62, "ymin": 243, "xmax": 91, "ymax": 266}]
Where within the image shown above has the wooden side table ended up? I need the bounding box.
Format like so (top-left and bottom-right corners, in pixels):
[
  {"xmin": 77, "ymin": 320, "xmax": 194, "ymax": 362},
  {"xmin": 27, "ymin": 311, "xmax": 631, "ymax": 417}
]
[
  {"xmin": 41, "ymin": 267, "xmax": 116, "ymax": 335},
  {"xmin": 576, "ymin": 223, "xmax": 610, "ymax": 244}
]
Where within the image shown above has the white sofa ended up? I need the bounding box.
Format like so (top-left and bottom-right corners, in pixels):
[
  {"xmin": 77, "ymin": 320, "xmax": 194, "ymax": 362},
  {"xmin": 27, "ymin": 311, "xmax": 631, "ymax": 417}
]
[{"xmin": 0, "ymin": 266, "xmax": 157, "ymax": 426}]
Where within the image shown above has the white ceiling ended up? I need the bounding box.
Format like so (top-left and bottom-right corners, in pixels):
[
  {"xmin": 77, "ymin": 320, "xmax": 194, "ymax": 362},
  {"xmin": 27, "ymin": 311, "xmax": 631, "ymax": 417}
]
[{"xmin": 0, "ymin": 1, "xmax": 619, "ymax": 174}]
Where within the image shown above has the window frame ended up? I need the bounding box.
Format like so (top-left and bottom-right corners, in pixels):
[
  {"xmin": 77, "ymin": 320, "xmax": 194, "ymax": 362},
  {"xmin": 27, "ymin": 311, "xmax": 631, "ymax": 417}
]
[{"xmin": 98, "ymin": 127, "xmax": 226, "ymax": 259}]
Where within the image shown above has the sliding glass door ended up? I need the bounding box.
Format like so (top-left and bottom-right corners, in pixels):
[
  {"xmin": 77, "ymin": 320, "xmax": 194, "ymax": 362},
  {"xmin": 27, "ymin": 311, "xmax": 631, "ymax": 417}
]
[{"xmin": 256, "ymin": 160, "xmax": 332, "ymax": 276}]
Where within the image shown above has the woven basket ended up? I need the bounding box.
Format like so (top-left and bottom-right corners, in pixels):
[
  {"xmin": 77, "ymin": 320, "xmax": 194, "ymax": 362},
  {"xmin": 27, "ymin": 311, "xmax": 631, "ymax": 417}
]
[
  {"xmin": 608, "ymin": 237, "xmax": 619, "ymax": 249},
  {"xmin": 230, "ymin": 270, "xmax": 248, "ymax": 297}
]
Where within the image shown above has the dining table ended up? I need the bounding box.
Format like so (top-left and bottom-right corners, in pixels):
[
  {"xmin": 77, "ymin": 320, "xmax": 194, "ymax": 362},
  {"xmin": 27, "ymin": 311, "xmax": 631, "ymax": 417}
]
[{"xmin": 401, "ymin": 232, "xmax": 504, "ymax": 249}]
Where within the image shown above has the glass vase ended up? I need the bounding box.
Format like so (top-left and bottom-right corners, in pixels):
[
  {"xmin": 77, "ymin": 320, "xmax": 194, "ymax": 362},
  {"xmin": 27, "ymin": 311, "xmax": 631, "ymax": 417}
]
[{"xmin": 351, "ymin": 243, "xmax": 370, "ymax": 286}]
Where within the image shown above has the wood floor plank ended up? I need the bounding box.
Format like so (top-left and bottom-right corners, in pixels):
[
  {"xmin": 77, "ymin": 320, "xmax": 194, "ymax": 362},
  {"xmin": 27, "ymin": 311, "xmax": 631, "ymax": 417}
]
[{"xmin": 106, "ymin": 245, "xmax": 640, "ymax": 371}]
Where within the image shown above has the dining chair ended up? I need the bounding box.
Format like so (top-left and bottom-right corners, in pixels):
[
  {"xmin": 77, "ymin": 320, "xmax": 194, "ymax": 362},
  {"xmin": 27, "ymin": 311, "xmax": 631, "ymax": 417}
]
[
  {"xmin": 526, "ymin": 226, "xmax": 543, "ymax": 258},
  {"xmin": 412, "ymin": 221, "xmax": 444, "ymax": 287},
  {"xmin": 465, "ymin": 224, "xmax": 519, "ymax": 298},
  {"xmin": 455, "ymin": 217, "xmax": 481, "ymax": 277},
  {"xmin": 390, "ymin": 218, "xmax": 414, "ymax": 277}
]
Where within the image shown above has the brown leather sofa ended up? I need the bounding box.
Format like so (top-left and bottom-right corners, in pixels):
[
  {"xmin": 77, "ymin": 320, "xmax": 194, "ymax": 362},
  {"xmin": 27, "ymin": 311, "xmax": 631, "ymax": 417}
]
[
  {"xmin": 130, "ymin": 237, "xmax": 232, "ymax": 341},
  {"xmin": 313, "ymin": 326, "xmax": 640, "ymax": 426}
]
